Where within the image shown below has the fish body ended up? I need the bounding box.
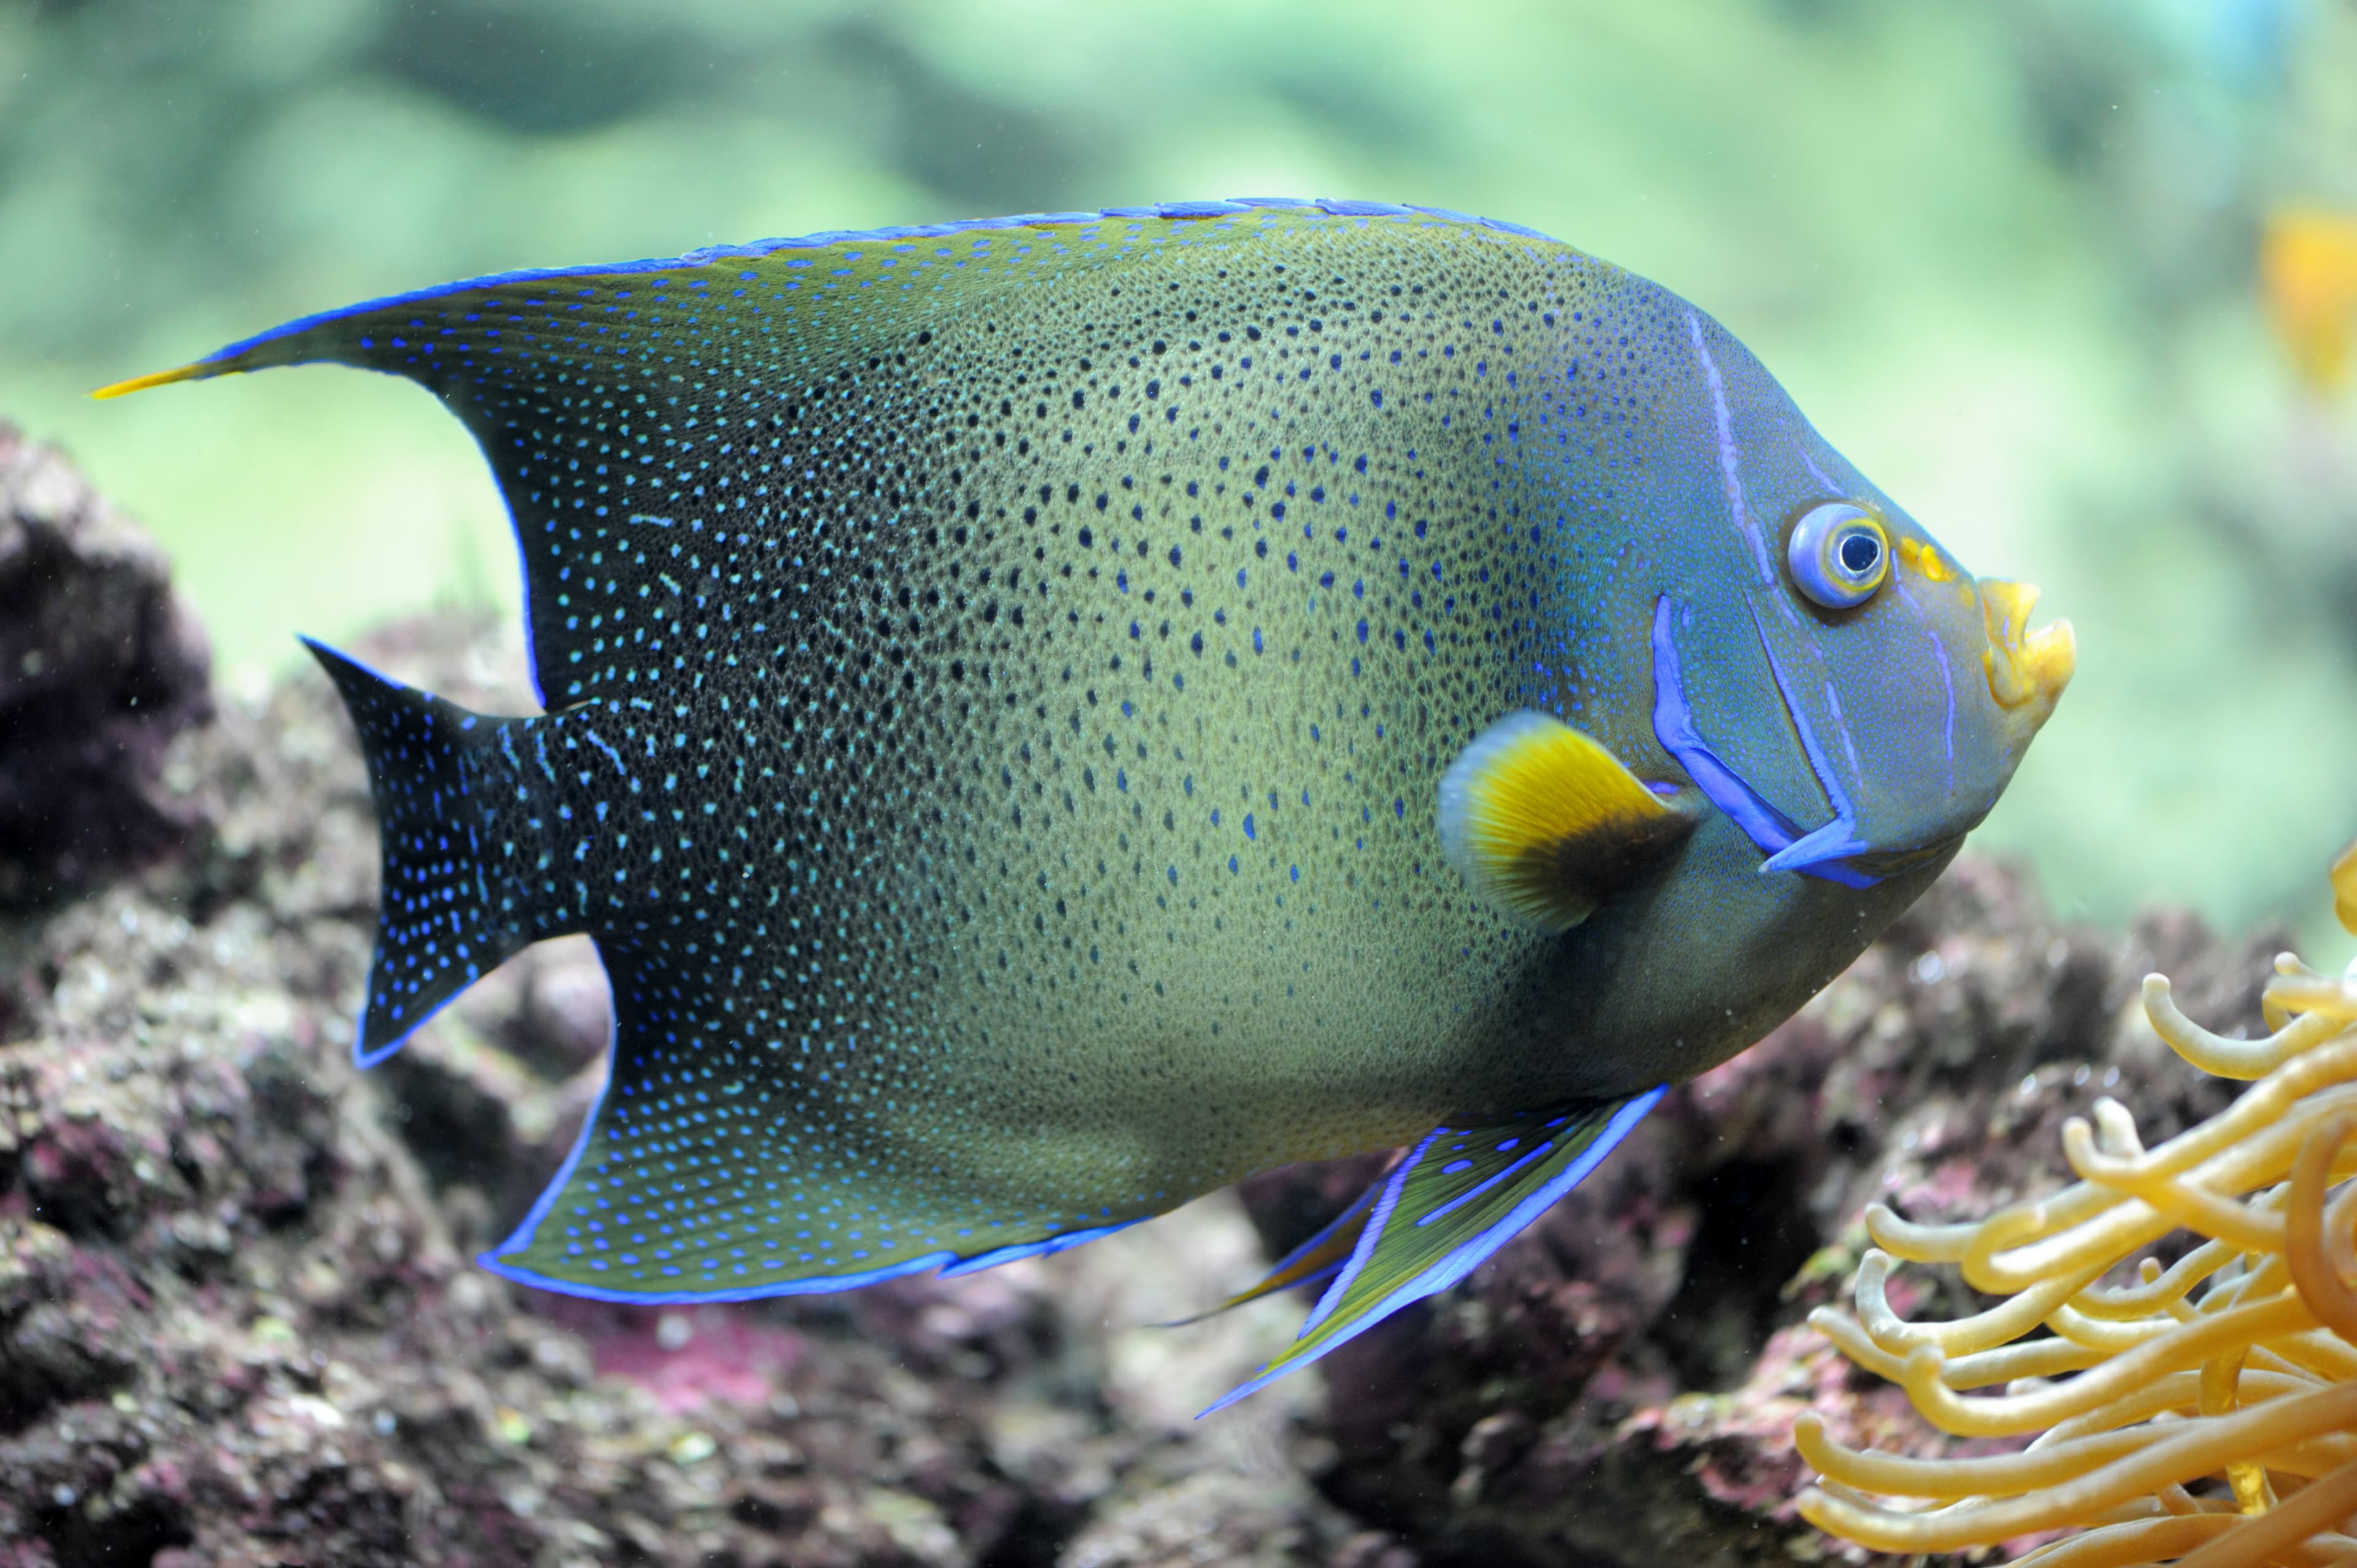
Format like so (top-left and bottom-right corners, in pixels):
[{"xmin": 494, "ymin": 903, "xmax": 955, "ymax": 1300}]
[{"xmin": 102, "ymin": 200, "xmax": 2072, "ymax": 1402}]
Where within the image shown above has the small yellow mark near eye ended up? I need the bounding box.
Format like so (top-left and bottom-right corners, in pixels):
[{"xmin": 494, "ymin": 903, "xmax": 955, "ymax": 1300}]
[{"xmin": 1897, "ymin": 537, "xmax": 1954, "ymax": 584}]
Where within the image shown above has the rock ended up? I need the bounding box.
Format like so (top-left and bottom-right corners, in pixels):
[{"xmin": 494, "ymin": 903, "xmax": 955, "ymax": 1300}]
[{"xmin": 0, "ymin": 425, "xmax": 212, "ymax": 910}]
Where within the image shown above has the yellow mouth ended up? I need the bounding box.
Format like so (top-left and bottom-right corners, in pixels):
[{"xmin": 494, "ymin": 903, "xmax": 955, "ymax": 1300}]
[{"xmin": 1978, "ymin": 578, "xmax": 2075, "ymax": 722}]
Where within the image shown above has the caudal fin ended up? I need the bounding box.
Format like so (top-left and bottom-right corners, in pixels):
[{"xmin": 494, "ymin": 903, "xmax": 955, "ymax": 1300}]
[{"xmin": 305, "ymin": 639, "xmax": 557, "ymax": 1067}]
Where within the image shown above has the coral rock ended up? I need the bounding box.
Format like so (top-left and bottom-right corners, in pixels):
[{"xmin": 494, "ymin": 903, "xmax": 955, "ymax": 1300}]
[{"xmin": 0, "ymin": 423, "xmax": 211, "ymax": 909}]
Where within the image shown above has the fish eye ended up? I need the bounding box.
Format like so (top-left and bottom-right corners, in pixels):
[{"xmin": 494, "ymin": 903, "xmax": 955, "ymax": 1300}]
[{"xmin": 1787, "ymin": 503, "xmax": 1889, "ymax": 610}]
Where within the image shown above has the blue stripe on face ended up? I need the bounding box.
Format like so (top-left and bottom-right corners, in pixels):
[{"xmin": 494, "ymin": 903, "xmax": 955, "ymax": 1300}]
[
  {"xmin": 1648, "ymin": 595, "xmax": 1878, "ymax": 888},
  {"xmin": 1892, "ymin": 579, "xmax": 1958, "ymax": 805},
  {"xmin": 1684, "ymin": 312, "xmax": 1778, "ymax": 589},
  {"xmin": 1744, "ymin": 603, "xmax": 1873, "ymax": 879}
]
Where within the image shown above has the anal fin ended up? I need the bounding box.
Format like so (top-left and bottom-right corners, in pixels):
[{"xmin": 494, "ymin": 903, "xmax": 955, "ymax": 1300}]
[
  {"xmin": 1439, "ymin": 712, "xmax": 1697, "ymax": 932},
  {"xmin": 479, "ymin": 937, "xmax": 1161, "ymax": 1306},
  {"xmin": 1201, "ymin": 1088, "xmax": 1666, "ymax": 1415}
]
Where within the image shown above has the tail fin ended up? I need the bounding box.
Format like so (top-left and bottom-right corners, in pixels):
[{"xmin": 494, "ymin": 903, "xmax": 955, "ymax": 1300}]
[{"xmin": 304, "ymin": 638, "xmax": 557, "ymax": 1067}]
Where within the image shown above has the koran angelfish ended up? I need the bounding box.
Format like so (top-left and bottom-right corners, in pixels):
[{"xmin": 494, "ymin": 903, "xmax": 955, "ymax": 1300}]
[{"xmin": 98, "ymin": 199, "xmax": 2074, "ymax": 1409}]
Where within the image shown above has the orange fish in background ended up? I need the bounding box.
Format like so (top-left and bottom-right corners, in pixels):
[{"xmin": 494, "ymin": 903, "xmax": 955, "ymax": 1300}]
[{"xmin": 2261, "ymin": 207, "xmax": 2357, "ymax": 393}]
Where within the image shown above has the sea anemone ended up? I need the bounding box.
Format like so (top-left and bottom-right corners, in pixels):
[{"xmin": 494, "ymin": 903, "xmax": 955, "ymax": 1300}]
[{"xmin": 1797, "ymin": 850, "xmax": 2357, "ymax": 1566}]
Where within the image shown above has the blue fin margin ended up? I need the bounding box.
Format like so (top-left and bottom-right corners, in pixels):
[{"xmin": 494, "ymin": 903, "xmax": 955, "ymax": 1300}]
[
  {"xmin": 475, "ymin": 979, "xmax": 1146, "ymax": 1305},
  {"xmin": 185, "ymin": 198, "xmax": 1568, "ymax": 375},
  {"xmin": 1199, "ymin": 1086, "xmax": 1666, "ymax": 1416}
]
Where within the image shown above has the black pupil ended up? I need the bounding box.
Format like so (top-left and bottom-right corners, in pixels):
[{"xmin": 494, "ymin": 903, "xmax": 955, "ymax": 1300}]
[{"xmin": 1837, "ymin": 530, "xmax": 1881, "ymax": 576}]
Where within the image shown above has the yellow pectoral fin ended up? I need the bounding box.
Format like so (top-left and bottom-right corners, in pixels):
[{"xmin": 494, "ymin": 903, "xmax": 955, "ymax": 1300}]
[{"xmin": 1438, "ymin": 711, "xmax": 1697, "ymax": 933}]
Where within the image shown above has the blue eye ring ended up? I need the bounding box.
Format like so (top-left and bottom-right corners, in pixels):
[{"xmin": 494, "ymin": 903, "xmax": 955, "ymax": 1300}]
[{"xmin": 1787, "ymin": 503, "xmax": 1889, "ymax": 610}]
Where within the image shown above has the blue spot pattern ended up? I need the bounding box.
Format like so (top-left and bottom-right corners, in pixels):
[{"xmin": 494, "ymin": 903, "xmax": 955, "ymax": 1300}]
[
  {"xmin": 122, "ymin": 179, "xmax": 2042, "ymax": 1410},
  {"xmin": 193, "ymin": 201, "xmax": 1708, "ymax": 1327},
  {"xmin": 198, "ymin": 199, "xmax": 1567, "ymax": 375}
]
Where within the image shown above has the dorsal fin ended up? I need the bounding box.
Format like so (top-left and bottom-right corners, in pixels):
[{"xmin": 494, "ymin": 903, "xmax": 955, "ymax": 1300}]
[{"xmin": 89, "ymin": 204, "xmax": 1576, "ymax": 710}]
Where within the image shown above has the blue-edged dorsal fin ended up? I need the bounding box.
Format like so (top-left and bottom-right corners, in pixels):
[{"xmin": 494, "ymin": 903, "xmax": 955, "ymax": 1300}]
[
  {"xmin": 1439, "ymin": 712, "xmax": 1698, "ymax": 933},
  {"xmin": 1200, "ymin": 1088, "xmax": 1665, "ymax": 1416},
  {"xmin": 88, "ymin": 202, "xmax": 1573, "ymax": 711}
]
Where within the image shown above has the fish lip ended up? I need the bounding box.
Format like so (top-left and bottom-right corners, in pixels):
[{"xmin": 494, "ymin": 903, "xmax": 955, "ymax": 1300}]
[
  {"xmin": 1978, "ymin": 578, "xmax": 2075, "ymax": 722},
  {"xmin": 1648, "ymin": 595, "xmax": 1879, "ymax": 888}
]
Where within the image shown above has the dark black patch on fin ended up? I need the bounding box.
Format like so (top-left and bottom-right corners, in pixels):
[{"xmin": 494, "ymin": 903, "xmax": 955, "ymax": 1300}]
[
  {"xmin": 306, "ymin": 639, "xmax": 563, "ymax": 1066},
  {"xmin": 1201, "ymin": 1088, "xmax": 1665, "ymax": 1414}
]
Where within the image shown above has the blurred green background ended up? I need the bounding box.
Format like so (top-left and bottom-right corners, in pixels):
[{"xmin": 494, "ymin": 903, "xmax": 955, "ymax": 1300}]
[{"xmin": 6, "ymin": 0, "xmax": 2356, "ymax": 941}]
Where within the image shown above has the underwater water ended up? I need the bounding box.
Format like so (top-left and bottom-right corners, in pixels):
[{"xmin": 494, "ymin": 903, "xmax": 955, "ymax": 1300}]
[
  {"xmin": 5, "ymin": 4, "xmax": 2357, "ymax": 1564},
  {"xmin": 6, "ymin": 0, "xmax": 2357, "ymax": 937}
]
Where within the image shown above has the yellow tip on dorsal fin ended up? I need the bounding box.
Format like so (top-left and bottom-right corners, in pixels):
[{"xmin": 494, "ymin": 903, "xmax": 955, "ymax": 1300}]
[
  {"xmin": 1438, "ymin": 711, "xmax": 1697, "ymax": 933},
  {"xmin": 2331, "ymin": 840, "xmax": 2357, "ymax": 938},
  {"xmin": 90, "ymin": 361, "xmax": 211, "ymax": 401}
]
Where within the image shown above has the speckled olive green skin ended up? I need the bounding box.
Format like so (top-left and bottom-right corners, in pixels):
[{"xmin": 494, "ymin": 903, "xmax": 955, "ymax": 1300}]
[{"xmin": 169, "ymin": 204, "xmax": 2038, "ymax": 1298}]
